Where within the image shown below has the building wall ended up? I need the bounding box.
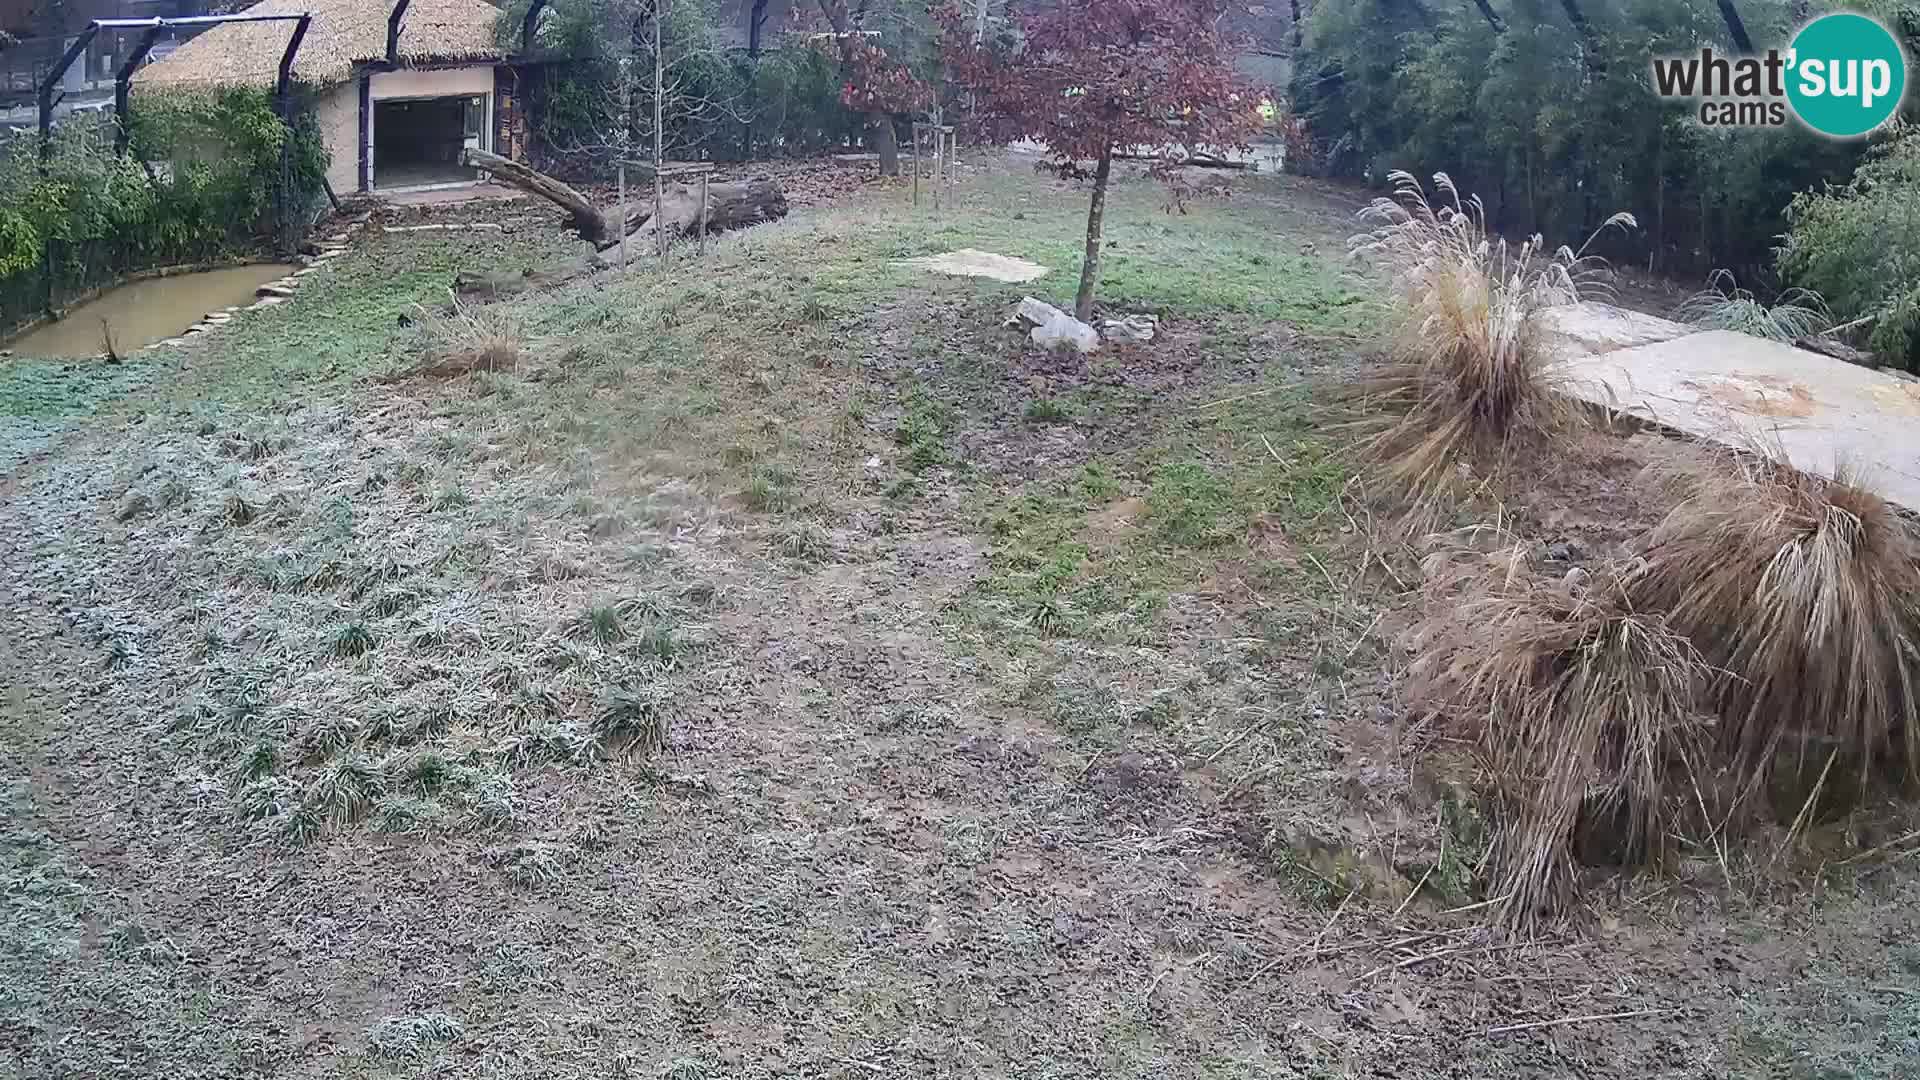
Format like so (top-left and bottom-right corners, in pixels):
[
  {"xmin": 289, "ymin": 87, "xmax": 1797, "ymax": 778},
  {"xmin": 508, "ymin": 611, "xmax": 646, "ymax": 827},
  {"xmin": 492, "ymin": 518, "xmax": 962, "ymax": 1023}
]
[
  {"xmin": 369, "ymin": 65, "xmax": 495, "ymax": 102},
  {"xmin": 316, "ymin": 80, "xmax": 359, "ymax": 196},
  {"xmin": 1236, "ymin": 53, "xmax": 1292, "ymax": 94}
]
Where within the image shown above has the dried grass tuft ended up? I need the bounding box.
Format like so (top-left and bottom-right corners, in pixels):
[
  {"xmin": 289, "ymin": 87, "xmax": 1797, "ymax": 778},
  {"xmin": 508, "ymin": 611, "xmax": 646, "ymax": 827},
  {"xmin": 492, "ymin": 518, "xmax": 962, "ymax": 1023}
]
[
  {"xmin": 1410, "ymin": 541, "xmax": 1715, "ymax": 927},
  {"xmin": 387, "ymin": 303, "xmax": 524, "ymax": 382},
  {"xmin": 1346, "ymin": 171, "xmax": 1633, "ymax": 523},
  {"xmin": 1628, "ymin": 453, "xmax": 1920, "ymax": 797}
]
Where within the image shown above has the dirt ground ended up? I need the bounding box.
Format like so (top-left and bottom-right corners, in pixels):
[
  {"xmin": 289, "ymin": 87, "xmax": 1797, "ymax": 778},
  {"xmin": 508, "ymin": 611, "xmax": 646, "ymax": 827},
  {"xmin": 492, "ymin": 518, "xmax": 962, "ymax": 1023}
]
[{"xmin": 1, "ymin": 154, "xmax": 1915, "ymax": 1080}]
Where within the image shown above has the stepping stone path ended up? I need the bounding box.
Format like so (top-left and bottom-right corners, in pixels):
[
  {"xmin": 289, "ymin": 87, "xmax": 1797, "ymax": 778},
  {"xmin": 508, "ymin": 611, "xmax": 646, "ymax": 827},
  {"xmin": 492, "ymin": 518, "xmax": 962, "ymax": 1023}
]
[{"xmin": 148, "ymin": 213, "xmax": 371, "ymax": 352}]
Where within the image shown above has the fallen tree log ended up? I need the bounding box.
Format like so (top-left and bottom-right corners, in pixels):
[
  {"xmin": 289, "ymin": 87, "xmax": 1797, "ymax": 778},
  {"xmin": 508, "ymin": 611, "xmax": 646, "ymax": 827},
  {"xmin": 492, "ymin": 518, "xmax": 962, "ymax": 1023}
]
[
  {"xmin": 617, "ymin": 178, "xmax": 789, "ymax": 251},
  {"xmin": 461, "ymin": 149, "xmax": 789, "ymax": 252},
  {"xmin": 464, "ymin": 149, "xmax": 614, "ymax": 244},
  {"xmin": 1112, "ymin": 150, "xmax": 1256, "ymax": 170}
]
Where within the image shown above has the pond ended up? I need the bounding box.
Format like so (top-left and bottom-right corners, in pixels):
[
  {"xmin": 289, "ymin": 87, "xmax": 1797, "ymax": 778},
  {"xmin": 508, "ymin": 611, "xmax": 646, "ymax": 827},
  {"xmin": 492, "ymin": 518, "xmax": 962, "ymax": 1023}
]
[{"xmin": 4, "ymin": 264, "xmax": 299, "ymax": 359}]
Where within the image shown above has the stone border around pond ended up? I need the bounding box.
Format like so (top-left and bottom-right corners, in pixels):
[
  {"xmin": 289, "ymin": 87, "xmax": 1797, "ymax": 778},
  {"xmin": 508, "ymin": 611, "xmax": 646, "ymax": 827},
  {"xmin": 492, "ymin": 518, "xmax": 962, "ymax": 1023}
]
[{"xmin": 142, "ymin": 213, "xmax": 373, "ymax": 353}]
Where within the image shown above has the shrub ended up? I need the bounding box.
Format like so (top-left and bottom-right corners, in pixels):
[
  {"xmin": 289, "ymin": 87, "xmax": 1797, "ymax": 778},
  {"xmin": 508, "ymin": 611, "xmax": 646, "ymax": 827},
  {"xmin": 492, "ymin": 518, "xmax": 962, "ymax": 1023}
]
[
  {"xmin": 1410, "ymin": 542, "xmax": 1715, "ymax": 927},
  {"xmin": 1628, "ymin": 453, "xmax": 1920, "ymax": 798},
  {"xmin": 1345, "ymin": 171, "xmax": 1629, "ymax": 521},
  {"xmin": 1674, "ymin": 269, "xmax": 1830, "ymax": 342},
  {"xmin": 1781, "ymin": 124, "xmax": 1920, "ymax": 369},
  {"xmin": 0, "ymin": 89, "xmax": 327, "ymax": 332}
]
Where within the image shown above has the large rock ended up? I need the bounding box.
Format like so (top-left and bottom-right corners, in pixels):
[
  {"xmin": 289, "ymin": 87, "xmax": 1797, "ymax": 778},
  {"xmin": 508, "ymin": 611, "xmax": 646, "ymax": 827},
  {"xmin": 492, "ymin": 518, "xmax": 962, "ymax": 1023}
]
[{"xmin": 1015, "ymin": 297, "xmax": 1100, "ymax": 355}]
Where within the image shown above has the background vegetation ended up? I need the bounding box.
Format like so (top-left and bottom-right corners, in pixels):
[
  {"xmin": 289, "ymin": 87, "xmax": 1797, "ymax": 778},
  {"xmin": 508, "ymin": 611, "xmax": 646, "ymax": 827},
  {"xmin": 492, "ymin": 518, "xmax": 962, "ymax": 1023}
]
[
  {"xmin": 1291, "ymin": 0, "xmax": 1920, "ymax": 366},
  {"xmin": 503, "ymin": 0, "xmax": 938, "ymax": 171}
]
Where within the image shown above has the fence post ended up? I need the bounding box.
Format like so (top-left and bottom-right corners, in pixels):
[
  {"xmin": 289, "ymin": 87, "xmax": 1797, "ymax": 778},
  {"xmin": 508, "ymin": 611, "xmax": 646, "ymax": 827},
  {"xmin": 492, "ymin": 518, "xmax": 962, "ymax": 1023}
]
[{"xmin": 114, "ymin": 25, "xmax": 165, "ymax": 157}]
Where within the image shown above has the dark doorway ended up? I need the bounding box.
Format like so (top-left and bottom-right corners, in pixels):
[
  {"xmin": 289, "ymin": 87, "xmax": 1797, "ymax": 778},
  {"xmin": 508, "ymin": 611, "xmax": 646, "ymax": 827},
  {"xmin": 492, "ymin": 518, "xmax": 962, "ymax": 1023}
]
[{"xmin": 373, "ymin": 95, "xmax": 486, "ymax": 189}]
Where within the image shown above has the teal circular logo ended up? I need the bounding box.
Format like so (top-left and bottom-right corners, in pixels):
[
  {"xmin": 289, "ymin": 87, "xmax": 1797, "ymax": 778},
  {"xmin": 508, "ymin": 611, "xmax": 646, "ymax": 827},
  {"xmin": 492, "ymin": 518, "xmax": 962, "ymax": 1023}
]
[{"xmin": 1787, "ymin": 13, "xmax": 1907, "ymax": 138}]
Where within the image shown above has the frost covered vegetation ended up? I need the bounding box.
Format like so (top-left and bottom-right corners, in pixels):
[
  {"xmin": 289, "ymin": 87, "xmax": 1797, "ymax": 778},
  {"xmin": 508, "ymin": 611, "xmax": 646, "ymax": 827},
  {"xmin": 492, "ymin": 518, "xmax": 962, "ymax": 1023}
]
[{"xmin": 1, "ymin": 158, "xmax": 1915, "ymax": 1079}]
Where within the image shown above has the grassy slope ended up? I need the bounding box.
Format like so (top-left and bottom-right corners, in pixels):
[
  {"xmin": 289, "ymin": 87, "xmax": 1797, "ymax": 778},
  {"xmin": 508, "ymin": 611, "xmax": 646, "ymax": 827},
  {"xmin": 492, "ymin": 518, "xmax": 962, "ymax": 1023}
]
[{"xmin": 0, "ymin": 160, "xmax": 1915, "ymax": 1080}]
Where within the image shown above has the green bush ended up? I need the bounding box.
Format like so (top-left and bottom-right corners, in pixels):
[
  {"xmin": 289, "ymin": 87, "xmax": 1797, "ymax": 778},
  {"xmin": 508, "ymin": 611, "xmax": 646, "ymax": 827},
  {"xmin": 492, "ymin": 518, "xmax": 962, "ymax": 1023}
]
[
  {"xmin": 0, "ymin": 88, "xmax": 326, "ymax": 333},
  {"xmin": 1780, "ymin": 125, "xmax": 1920, "ymax": 369}
]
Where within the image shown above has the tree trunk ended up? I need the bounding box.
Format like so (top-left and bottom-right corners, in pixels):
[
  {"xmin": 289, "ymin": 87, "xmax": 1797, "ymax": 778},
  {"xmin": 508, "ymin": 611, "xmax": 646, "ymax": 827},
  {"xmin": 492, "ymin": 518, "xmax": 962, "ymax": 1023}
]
[
  {"xmin": 742, "ymin": 0, "xmax": 771, "ymax": 159},
  {"xmin": 622, "ymin": 179, "xmax": 789, "ymax": 250},
  {"xmin": 871, "ymin": 112, "xmax": 900, "ymax": 177},
  {"xmin": 460, "ymin": 148, "xmax": 789, "ymax": 252},
  {"xmin": 465, "ymin": 148, "xmax": 613, "ymax": 244},
  {"xmin": 654, "ymin": 0, "xmax": 666, "ymax": 265},
  {"xmin": 1289, "ymin": 0, "xmax": 1303, "ymax": 49},
  {"xmin": 1558, "ymin": 0, "xmax": 1606, "ymax": 79},
  {"xmin": 1716, "ymin": 0, "xmax": 1754, "ymax": 53},
  {"xmin": 1074, "ymin": 144, "xmax": 1114, "ymax": 324}
]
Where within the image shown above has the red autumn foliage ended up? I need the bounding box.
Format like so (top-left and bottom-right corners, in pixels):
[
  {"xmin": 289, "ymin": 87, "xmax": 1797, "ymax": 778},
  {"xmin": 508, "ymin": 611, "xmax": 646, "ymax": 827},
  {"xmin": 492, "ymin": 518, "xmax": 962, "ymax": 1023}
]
[
  {"xmin": 937, "ymin": 0, "xmax": 1268, "ymax": 320},
  {"xmin": 936, "ymin": 0, "xmax": 1268, "ymax": 178},
  {"xmin": 837, "ymin": 33, "xmax": 933, "ymax": 113},
  {"xmin": 795, "ymin": 0, "xmax": 932, "ymax": 116}
]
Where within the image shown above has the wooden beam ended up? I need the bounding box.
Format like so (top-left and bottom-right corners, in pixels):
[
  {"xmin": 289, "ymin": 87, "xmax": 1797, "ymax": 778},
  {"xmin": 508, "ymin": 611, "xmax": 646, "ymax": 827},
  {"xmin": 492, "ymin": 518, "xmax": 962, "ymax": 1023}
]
[
  {"xmin": 386, "ymin": 0, "xmax": 411, "ymax": 64},
  {"xmin": 114, "ymin": 25, "xmax": 164, "ymax": 155}
]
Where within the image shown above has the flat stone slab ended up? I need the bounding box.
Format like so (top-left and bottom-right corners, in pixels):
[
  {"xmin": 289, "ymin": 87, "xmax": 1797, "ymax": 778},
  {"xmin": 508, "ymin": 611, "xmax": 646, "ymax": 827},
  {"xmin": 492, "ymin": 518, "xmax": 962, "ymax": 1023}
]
[
  {"xmin": 1544, "ymin": 304, "xmax": 1920, "ymax": 510},
  {"xmin": 900, "ymin": 249, "xmax": 1050, "ymax": 284}
]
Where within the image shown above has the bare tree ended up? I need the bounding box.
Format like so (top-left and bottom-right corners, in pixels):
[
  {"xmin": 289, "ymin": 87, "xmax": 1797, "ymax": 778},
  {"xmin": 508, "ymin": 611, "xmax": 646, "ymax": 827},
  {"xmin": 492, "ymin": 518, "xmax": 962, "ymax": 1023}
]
[
  {"xmin": 534, "ymin": 0, "xmax": 747, "ymax": 262},
  {"xmin": 539, "ymin": 0, "xmax": 744, "ymax": 183}
]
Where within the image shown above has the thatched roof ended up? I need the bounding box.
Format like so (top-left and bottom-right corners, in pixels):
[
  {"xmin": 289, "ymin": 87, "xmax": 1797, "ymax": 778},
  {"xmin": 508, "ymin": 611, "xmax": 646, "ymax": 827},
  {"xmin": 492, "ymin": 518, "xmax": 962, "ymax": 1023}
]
[{"xmin": 135, "ymin": 0, "xmax": 508, "ymax": 91}]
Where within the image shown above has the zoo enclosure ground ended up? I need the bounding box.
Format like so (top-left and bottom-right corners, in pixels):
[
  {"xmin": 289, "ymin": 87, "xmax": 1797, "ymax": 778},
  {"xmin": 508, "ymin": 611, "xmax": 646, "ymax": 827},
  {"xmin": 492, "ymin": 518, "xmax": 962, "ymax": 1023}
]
[{"xmin": 0, "ymin": 153, "xmax": 1915, "ymax": 1080}]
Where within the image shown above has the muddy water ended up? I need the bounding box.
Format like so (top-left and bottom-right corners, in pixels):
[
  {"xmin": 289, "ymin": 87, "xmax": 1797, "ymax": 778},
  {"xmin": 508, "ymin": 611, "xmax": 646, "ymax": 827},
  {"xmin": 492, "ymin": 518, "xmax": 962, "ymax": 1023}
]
[{"xmin": 5, "ymin": 264, "xmax": 298, "ymax": 359}]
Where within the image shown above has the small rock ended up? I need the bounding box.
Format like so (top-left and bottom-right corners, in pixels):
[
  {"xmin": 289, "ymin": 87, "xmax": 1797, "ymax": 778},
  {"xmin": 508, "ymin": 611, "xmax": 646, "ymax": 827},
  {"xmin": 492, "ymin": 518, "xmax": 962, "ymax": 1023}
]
[
  {"xmin": 1545, "ymin": 538, "xmax": 1590, "ymax": 562},
  {"xmin": 1101, "ymin": 313, "xmax": 1158, "ymax": 345},
  {"xmin": 1563, "ymin": 566, "xmax": 1592, "ymax": 594}
]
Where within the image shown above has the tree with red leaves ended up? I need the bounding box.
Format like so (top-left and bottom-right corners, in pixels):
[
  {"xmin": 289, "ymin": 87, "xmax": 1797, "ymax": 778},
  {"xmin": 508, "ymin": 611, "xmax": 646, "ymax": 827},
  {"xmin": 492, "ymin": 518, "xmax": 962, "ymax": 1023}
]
[
  {"xmin": 940, "ymin": 0, "xmax": 1265, "ymax": 321},
  {"xmin": 807, "ymin": 0, "xmax": 932, "ymax": 177}
]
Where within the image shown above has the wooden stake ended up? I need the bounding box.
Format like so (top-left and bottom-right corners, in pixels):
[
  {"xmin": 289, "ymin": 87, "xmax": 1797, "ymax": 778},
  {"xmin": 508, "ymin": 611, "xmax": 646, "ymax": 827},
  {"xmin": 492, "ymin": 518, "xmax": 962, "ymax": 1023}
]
[{"xmin": 698, "ymin": 172, "xmax": 709, "ymax": 255}]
